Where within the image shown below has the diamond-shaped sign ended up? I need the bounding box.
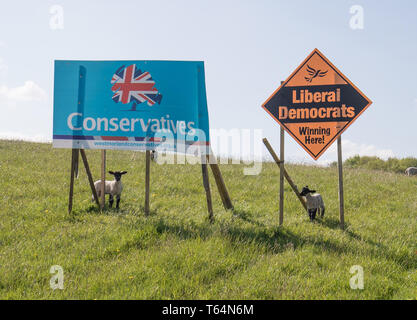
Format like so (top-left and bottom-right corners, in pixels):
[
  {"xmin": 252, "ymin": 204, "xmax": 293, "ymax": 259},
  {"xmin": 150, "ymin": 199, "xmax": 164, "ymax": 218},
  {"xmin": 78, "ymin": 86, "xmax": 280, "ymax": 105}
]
[{"xmin": 262, "ymin": 49, "xmax": 372, "ymax": 160}]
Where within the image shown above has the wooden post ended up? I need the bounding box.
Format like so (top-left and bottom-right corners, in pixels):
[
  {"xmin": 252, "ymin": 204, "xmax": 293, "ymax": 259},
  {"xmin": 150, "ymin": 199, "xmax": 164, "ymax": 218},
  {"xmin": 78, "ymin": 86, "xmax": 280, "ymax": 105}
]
[
  {"xmin": 75, "ymin": 66, "xmax": 85, "ymax": 180},
  {"xmin": 263, "ymin": 138, "xmax": 307, "ymax": 211},
  {"xmin": 201, "ymin": 155, "xmax": 214, "ymax": 222},
  {"xmin": 73, "ymin": 148, "xmax": 79, "ymax": 179},
  {"xmin": 68, "ymin": 149, "xmax": 78, "ymax": 214},
  {"xmin": 145, "ymin": 150, "xmax": 151, "ymax": 215},
  {"xmin": 100, "ymin": 150, "xmax": 106, "ymax": 210},
  {"xmin": 207, "ymin": 151, "xmax": 233, "ymax": 210},
  {"xmin": 279, "ymin": 127, "xmax": 284, "ymax": 225},
  {"xmin": 337, "ymin": 136, "xmax": 345, "ymax": 229},
  {"xmin": 80, "ymin": 149, "xmax": 99, "ymax": 207},
  {"xmin": 278, "ymin": 80, "xmax": 285, "ymax": 225}
]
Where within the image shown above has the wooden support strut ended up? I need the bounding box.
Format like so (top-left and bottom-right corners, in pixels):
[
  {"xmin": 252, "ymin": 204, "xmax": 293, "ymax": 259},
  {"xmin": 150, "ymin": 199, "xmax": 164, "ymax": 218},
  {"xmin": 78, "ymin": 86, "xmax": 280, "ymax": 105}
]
[
  {"xmin": 68, "ymin": 148, "xmax": 100, "ymax": 214},
  {"xmin": 278, "ymin": 80, "xmax": 285, "ymax": 225},
  {"xmin": 263, "ymin": 138, "xmax": 307, "ymax": 211},
  {"xmin": 100, "ymin": 150, "xmax": 106, "ymax": 210},
  {"xmin": 73, "ymin": 148, "xmax": 79, "ymax": 179},
  {"xmin": 201, "ymin": 155, "xmax": 214, "ymax": 223},
  {"xmin": 279, "ymin": 127, "xmax": 284, "ymax": 225},
  {"xmin": 337, "ymin": 136, "xmax": 345, "ymax": 229},
  {"xmin": 206, "ymin": 151, "xmax": 233, "ymax": 210},
  {"xmin": 68, "ymin": 149, "xmax": 78, "ymax": 213},
  {"xmin": 80, "ymin": 149, "xmax": 99, "ymax": 207}
]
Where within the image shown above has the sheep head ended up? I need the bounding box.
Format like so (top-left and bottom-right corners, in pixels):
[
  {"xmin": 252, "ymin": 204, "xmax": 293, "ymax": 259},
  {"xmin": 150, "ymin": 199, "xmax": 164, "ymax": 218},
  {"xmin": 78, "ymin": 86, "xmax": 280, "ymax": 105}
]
[
  {"xmin": 300, "ymin": 186, "xmax": 316, "ymax": 196},
  {"xmin": 108, "ymin": 171, "xmax": 127, "ymax": 181}
]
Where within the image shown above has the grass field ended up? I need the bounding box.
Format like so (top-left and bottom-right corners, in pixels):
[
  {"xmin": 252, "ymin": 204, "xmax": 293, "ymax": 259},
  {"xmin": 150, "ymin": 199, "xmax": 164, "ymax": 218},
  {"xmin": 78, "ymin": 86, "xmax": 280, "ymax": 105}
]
[{"xmin": 0, "ymin": 140, "xmax": 416, "ymax": 299}]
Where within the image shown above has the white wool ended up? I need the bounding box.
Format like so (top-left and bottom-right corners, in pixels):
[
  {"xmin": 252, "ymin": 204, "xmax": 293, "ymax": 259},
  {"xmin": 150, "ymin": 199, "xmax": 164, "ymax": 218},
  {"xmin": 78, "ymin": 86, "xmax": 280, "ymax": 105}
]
[
  {"xmin": 405, "ymin": 167, "xmax": 417, "ymax": 176},
  {"xmin": 151, "ymin": 150, "xmax": 158, "ymax": 162},
  {"xmin": 304, "ymin": 193, "xmax": 325, "ymax": 211},
  {"xmin": 93, "ymin": 179, "xmax": 123, "ymax": 199}
]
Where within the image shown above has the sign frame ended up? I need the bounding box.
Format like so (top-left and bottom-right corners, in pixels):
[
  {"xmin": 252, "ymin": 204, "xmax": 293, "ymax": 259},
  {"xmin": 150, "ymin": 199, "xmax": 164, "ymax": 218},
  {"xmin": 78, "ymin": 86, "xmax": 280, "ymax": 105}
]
[
  {"xmin": 53, "ymin": 60, "xmax": 211, "ymax": 154},
  {"xmin": 262, "ymin": 48, "xmax": 372, "ymax": 160}
]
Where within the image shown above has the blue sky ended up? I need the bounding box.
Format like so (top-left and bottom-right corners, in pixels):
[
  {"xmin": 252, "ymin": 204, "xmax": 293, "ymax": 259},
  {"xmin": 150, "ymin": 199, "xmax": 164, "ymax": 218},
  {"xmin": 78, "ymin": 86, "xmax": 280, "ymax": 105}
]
[{"xmin": 0, "ymin": 0, "xmax": 416, "ymax": 164}]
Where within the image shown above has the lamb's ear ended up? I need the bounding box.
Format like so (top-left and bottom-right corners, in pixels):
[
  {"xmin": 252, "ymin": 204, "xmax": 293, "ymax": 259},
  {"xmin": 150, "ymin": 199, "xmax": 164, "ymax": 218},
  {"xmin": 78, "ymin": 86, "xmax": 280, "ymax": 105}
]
[
  {"xmin": 108, "ymin": 171, "xmax": 114, "ymax": 175},
  {"xmin": 121, "ymin": 171, "xmax": 127, "ymax": 175},
  {"xmin": 311, "ymin": 190, "xmax": 316, "ymax": 193}
]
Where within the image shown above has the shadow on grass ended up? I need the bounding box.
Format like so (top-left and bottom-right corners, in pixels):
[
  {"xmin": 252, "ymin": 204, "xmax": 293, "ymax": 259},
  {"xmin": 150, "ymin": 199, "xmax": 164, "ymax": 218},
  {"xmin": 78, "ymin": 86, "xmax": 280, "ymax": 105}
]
[
  {"xmin": 76, "ymin": 204, "xmax": 417, "ymax": 272},
  {"xmin": 78, "ymin": 204, "xmax": 134, "ymax": 216},
  {"xmin": 315, "ymin": 217, "xmax": 361, "ymax": 241},
  {"xmin": 152, "ymin": 213, "xmax": 417, "ymax": 271},
  {"xmin": 155, "ymin": 218, "xmax": 213, "ymax": 241},
  {"xmin": 312, "ymin": 216, "xmax": 368, "ymax": 244},
  {"xmin": 313, "ymin": 217, "xmax": 417, "ymax": 271},
  {"xmin": 138, "ymin": 205, "xmax": 159, "ymax": 217},
  {"xmin": 86, "ymin": 205, "xmax": 101, "ymax": 214},
  {"xmin": 68, "ymin": 202, "xmax": 159, "ymax": 223},
  {"xmin": 231, "ymin": 208, "xmax": 266, "ymax": 228},
  {"xmin": 315, "ymin": 216, "xmax": 345, "ymax": 229},
  {"xmin": 153, "ymin": 216, "xmax": 329, "ymax": 255}
]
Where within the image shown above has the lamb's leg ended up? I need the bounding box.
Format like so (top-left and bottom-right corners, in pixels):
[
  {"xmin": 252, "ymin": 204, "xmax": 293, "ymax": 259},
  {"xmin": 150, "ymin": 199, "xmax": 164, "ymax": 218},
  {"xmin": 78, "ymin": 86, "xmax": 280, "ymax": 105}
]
[
  {"xmin": 109, "ymin": 194, "xmax": 114, "ymax": 208},
  {"xmin": 116, "ymin": 195, "xmax": 121, "ymax": 209},
  {"xmin": 309, "ymin": 209, "xmax": 317, "ymax": 221},
  {"xmin": 321, "ymin": 206, "xmax": 325, "ymax": 217},
  {"xmin": 308, "ymin": 209, "xmax": 314, "ymax": 221}
]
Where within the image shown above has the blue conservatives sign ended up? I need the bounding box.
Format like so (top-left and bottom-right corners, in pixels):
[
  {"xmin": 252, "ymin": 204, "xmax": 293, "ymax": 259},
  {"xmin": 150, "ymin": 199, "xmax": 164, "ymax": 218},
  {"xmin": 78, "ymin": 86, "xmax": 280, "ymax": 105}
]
[{"xmin": 53, "ymin": 60, "xmax": 210, "ymax": 153}]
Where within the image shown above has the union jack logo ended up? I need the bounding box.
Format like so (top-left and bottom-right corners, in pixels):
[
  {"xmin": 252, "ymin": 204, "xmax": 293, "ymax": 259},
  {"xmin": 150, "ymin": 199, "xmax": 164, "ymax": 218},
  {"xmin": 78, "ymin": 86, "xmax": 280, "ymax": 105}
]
[{"xmin": 111, "ymin": 64, "xmax": 162, "ymax": 108}]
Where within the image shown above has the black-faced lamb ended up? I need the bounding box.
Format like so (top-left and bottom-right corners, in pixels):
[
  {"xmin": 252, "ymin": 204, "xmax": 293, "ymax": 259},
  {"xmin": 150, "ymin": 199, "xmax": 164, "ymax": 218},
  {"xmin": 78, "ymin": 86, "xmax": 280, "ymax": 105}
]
[
  {"xmin": 150, "ymin": 150, "xmax": 158, "ymax": 162},
  {"xmin": 300, "ymin": 186, "xmax": 325, "ymax": 221},
  {"xmin": 405, "ymin": 167, "xmax": 417, "ymax": 176},
  {"xmin": 92, "ymin": 171, "xmax": 127, "ymax": 208}
]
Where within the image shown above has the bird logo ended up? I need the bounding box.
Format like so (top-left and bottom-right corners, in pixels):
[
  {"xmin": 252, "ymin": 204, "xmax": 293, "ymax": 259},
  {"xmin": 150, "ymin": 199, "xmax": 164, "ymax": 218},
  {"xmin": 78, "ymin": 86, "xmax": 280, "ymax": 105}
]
[{"xmin": 304, "ymin": 65, "xmax": 328, "ymax": 83}]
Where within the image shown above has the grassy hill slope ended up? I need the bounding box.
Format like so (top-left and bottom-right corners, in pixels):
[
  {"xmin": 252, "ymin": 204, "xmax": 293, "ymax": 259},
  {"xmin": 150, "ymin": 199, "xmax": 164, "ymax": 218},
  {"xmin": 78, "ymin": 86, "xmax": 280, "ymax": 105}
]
[{"xmin": 0, "ymin": 140, "xmax": 416, "ymax": 299}]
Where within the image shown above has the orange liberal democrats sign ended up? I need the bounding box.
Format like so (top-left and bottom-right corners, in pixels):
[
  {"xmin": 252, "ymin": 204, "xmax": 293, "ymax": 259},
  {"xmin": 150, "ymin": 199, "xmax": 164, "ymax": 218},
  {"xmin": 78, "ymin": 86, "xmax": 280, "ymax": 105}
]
[{"xmin": 262, "ymin": 49, "xmax": 372, "ymax": 160}]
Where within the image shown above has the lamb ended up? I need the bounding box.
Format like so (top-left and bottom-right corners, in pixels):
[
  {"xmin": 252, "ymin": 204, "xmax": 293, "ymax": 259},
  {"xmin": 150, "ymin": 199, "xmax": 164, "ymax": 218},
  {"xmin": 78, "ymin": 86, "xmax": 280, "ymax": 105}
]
[
  {"xmin": 92, "ymin": 171, "xmax": 127, "ymax": 208},
  {"xmin": 150, "ymin": 150, "xmax": 158, "ymax": 162},
  {"xmin": 300, "ymin": 186, "xmax": 325, "ymax": 221},
  {"xmin": 405, "ymin": 167, "xmax": 417, "ymax": 176}
]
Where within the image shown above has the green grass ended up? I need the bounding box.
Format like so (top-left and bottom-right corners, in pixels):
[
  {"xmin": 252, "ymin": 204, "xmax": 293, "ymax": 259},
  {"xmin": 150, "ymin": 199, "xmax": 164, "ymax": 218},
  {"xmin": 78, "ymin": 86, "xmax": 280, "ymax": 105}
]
[
  {"xmin": 336, "ymin": 155, "xmax": 417, "ymax": 174},
  {"xmin": 0, "ymin": 140, "xmax": 416, "ymax": 300}
]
